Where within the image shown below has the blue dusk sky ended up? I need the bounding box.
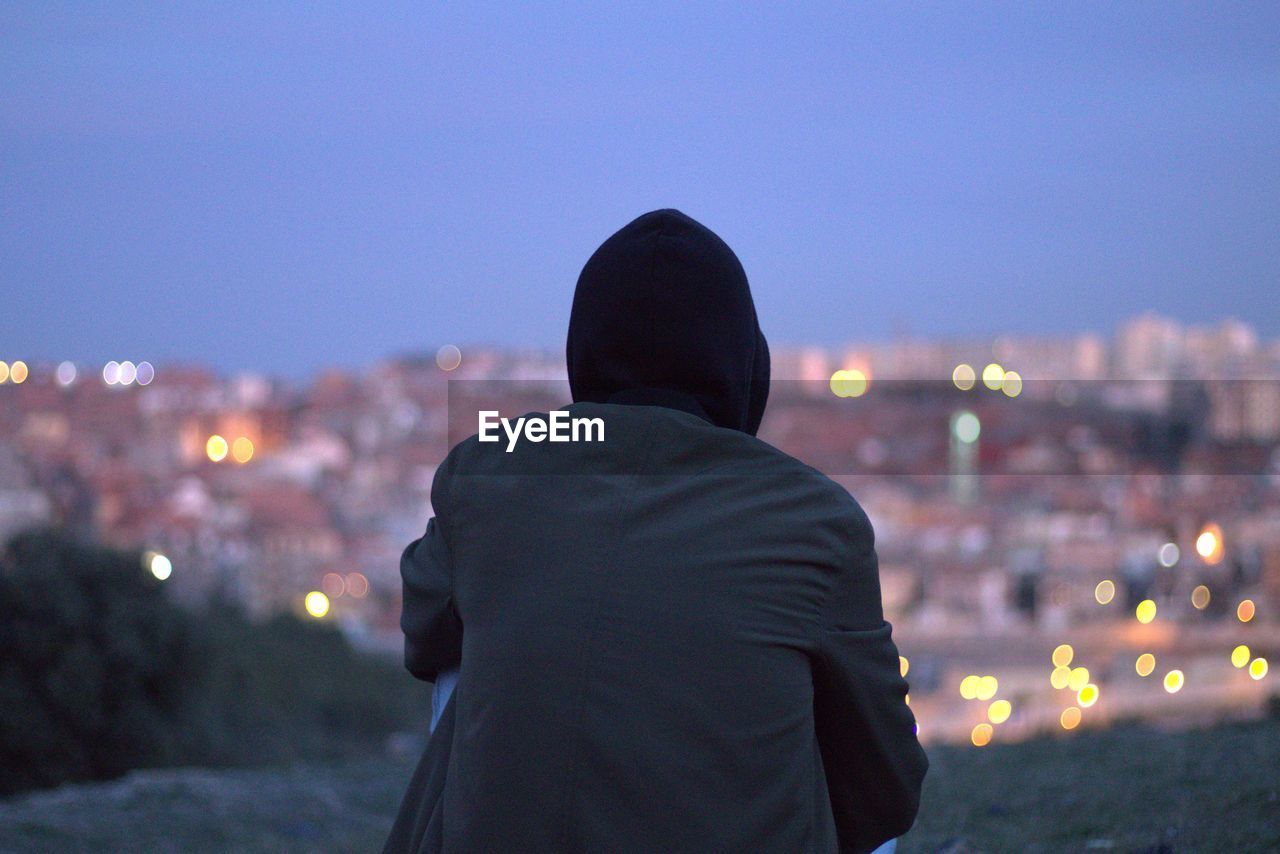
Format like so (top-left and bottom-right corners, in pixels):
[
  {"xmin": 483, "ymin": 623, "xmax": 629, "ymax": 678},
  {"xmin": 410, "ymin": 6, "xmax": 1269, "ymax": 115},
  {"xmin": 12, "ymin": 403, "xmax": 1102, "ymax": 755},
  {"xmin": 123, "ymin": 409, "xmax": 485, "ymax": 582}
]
[{"xmin": 2, "ymin": 3, "xmax": 1277, "ymax": 376}]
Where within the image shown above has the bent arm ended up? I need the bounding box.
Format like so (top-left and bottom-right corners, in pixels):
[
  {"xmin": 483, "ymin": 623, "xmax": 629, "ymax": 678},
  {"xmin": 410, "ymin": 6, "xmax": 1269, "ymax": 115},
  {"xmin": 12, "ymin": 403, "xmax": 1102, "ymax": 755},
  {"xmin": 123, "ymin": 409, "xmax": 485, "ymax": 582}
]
[
  {"xmin": 400, "ymin": 514, "xmax": 462, "ymax": 681},
  {"xmin": 813, "ymin": 520, "xmax": 928, "ymax": 853}
]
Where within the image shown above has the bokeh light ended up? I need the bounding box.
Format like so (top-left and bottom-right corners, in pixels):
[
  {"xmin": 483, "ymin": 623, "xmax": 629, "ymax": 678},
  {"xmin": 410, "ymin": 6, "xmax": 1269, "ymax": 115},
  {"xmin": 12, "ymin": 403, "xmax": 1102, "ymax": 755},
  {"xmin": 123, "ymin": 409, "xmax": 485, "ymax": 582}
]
[
  {"xmin": 9, "ymin": 361, "xmax": 28, "ymax": 384},
  {"xmin": 232, "ymin": 436, "xmax": 255, "ymax": 463},
  {"xmin": 1136, "ymin": 653, "xmax": 1156, "ymax": 677},
  {"xmin": 1196, "ymin": 524, "xmax": 1224, "ymax": 564},
  {"xmin": 1067, "ymin": 667, "xmax": 1090, "ymax": 692},
  {"xmin": 136, "ymin": 361, "xmax": 156, "ymax": 385},
  {"xmin": 959, "ymin": 675, "xmax": 979, "ymax": 700},
  {"xmin": 345, "ymin": 571, "xmax": 370, "ymax": 598},
  {"xmin": 1001, "ymin": 370, "xmax": 1023, "ymax": 398},
  {"xmin": 981, "ymin": 363, "xmax": 1005, "ymax": 390},
  {"xmin": 953, "ymin": 411, "xmax": 981, "ymax": 444},
  {"xmin": 102, "ymin": 361, "xmax": 121, "ymax": 385},
  {"xmin": 971, "ymin": 723, "xmax": 993, "ymax": 747},
  {"xmin": 899, "ymin": 655, "xmax": 909, "ymax": 677},
  {"xmin": 1052, "ymin": 643, "xmax": 1074, "ymax": 667},
  {"xmin": 142, "ymin": 550, "xmax": 172, "ymax": 581},
  {"xmin": 1249, "ymin": 658, "xmax": 1268, "ymax": 680},
  {"xmin": 1158, "ymin": 542, "xmax": 1180, "ymax": 567},
  {"xmin": 830, "ymin": 368, "xmax": 868, "ymax": 398},
  {"xmin": 1191, "ymin": 585, "xmax": 1211, "ymax": 610},
  {"xmin": 436, "ymin": 344, "xmax": 462, "ymax": 371},
  {"xmin": 988, "ymin": 699, "xmax": 1012, "ymax": 724},
  {"xmin": 1237, "ymin": 599, "xmax": 1255, "ymax": 623},
  {"xmin": 1231, "ymin": 645, "xmax": 1250, "ymax": 668},
  {"xmin": 0, "ymin": 362, "xmax": 8, "ymax": 384},
  {"xmin": 206, "ymin": 435, "xmax": 229, "ymax": 462},
  {"xmin": 1050, "ymin": 665, "xmax": 1071, "ymax": 689},
  {"xmin": 952, "ymin": 363, "xmax": 976, "ymax": 390},
  {"xmin": 976, "ymin": 676, "xmax": 999, "ymax": 701},
  {"xmin": 1163, "ymin": 670, "xmax": 1184, "ymax": 694},
  {"xmin": 1136, "ymin": 599, "xmax": 1157, "ymax": 624},
  {"xmin": 56, "ymin": 361, "xmax": 77, "ymax": 386},
  {"xmin": 1094, "ymin": 580, "xmax": 1115, "ymax": 604},
  {"xmin": 322, "ymin": 572, "xmax": 345, "ymax": 598},
  {"xmin": 1060, "ymin": 707, "xmax": 1081, "ymax": 730},
  {"xmin": 118, "ymin": 360, "xmax": 137, "ymax": 385},
  {"xmin": 304, "ymin": 591, "xmax": 330, "ymax": 618},
  {"xmin": 1077, "ymin": 684, "xmax": 1099, "ymax": 708}
]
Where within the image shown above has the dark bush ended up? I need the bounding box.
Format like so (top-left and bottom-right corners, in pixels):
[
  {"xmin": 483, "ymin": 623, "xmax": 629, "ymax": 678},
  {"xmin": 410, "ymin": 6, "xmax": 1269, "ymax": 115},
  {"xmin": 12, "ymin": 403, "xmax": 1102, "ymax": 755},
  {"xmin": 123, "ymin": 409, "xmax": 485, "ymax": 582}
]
[
  {"xmin": 0, "ymin": 527, "xmax": 429, "ymax": 797},
  {"xmin": 0, "ymin": 528, "xmax": 198, "ymax": 795}
]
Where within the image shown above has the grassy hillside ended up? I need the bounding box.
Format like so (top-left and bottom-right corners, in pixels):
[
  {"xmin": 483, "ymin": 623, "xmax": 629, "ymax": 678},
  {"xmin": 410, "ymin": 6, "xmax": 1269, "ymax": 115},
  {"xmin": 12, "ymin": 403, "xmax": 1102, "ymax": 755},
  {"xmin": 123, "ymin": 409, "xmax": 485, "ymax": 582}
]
[
  {"xmin": 1, "ymin": 717, "xmax": 1277, "ymax": 853},
  {"xmin": 898, "ymin": 717, "xmax": 1280, "ymax": 853}
]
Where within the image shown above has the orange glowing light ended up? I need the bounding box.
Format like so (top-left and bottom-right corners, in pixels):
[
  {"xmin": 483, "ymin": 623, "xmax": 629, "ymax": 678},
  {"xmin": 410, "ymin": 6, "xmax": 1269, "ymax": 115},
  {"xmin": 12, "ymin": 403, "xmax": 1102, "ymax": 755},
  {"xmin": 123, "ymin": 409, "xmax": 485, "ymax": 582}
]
[{"xmin": 1196, "ymin": 524, "xmax": 1224, "ymax": 564}]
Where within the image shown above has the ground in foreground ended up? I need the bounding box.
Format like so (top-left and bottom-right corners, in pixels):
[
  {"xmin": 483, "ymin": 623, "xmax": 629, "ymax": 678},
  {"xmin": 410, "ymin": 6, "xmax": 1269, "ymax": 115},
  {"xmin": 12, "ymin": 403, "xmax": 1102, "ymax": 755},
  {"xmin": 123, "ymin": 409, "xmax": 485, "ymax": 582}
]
[{"xmin": 1, "ymin": 718, "xmax": 1277, "ymax": 852}]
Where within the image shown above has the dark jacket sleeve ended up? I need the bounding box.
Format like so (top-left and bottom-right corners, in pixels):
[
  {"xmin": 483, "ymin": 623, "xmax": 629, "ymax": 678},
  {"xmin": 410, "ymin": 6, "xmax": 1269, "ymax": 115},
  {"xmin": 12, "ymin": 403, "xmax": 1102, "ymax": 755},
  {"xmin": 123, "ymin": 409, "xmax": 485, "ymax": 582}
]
[
  {"xmin": 812, "ymin": 507, "xmax": 928, "ymax": 853},
  {"xmin": 400, "ymin": 456, "xmax": 463, "ymax": 682}
]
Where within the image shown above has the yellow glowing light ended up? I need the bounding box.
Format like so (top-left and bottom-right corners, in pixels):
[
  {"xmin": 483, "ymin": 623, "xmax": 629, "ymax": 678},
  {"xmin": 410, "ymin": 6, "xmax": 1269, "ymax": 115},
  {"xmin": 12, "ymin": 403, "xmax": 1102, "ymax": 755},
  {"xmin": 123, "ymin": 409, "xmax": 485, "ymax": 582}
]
[
  {"xmin": 899, "ymin": 656, "xmax": 909, "ymax": 677},
  {"xmin": 1067, "ymin": 667, "xmax": 1090, "ymax": 692},
  {"xmin": 982, "ymin": 363, "xmax": 1005, "ymax": 390},
  {"xmin": 1163, "ymin": 670, "xmax": 1184, "ymax": 693},
  {"xmin": 1190, "ymin": 585, "xmax": 1210, "ymax": 610},
  {"xmin": 976, "ymin": 676, "xmax": 999, "ymax": 701},
  {"xmin": 1094, "ymin": 580, "xmax": 1115, "ymax": 605},
  {"xmin": 148, "ymin": 552, "xmax": 172, "ymax": 581},
  {"xmin": 904, "ymin": 694, "xmax": 910, "ymax": 706},
  {"xmin": 1065, "ymin": 666, "xmax": 1088, "ymax": 691},
  {"xmin": 1237, "ymin": 599, "xmax": 1255, "ymax": 623},
  {"xmin": 304, "ymin": 591, "xmax": 330, "ymax": 618},
  {"xmin": 231, "ymin": 436, "xmax": 254, "ymax": 463},
  {"xmin": 1001, "ymin": 370, "xmax": 1023, "ymax": 398},
  {"xmin": 1136, "ymin": 599, "xmax": 1157, "ymax": 624},
  {"xmin": 830, "ymin": 368, "xmax": 868, "ymax": 399},
  {"xmin": 1249, "ymin": 658, "xmax": 1268, "ymax": 680},
  {"xmin": 1231, "ymin": 645, "xmax": 1250, "ymax": 668},
  {"xmin": 1196, "ymin": 524, "xmax": 1224, "ymax": 564},
  {"xmin": 987, "ymin": 699, "xmax": 1012, "ymax": 724},
  {"xmin": 0, "ymin": 362, "xmax": 8, "ymax": 383},
  {"xmin": 959, "ymin": 675, "xmax": 979, "ymax": 700},
  {"xmin": 1077, "ymin": 684, "xmax": 1099, "ymax": 708},
  {"xmin": 206, "ymin": 435, "xmax": 228, "ymax": 462},
  {"xmin": 971, "ymin": 723, "xmax": 993, "ymax": 747},
  {"xmin": 1050, "ymin": 665, "xmax": 1071, "ymax": 690},
  {"xmin": 1060, "ymin": 706, "xmax": 1082, "ymax": 730},
  {"xmin": 952, "ymin": 363, "xmax": 976, "ymax": 390},
  {"xmin": 1135, "ymin": 653, "xmax": 1156, "ymax": 677},
  {"xmin": 9, "ymin": 361, "xmax": 28, "ymax": 384},
  {"xmin": 1052, "ymin": 643, "xmax": 1074, "ymax": 667}
]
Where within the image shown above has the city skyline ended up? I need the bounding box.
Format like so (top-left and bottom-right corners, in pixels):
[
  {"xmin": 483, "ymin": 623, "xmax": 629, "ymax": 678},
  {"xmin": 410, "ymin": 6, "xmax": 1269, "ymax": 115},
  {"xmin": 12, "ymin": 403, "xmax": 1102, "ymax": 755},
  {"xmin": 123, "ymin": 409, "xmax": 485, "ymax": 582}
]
[{"xmin": 3, "ymin": 309, "xmax": 1276, "ymax": 386}]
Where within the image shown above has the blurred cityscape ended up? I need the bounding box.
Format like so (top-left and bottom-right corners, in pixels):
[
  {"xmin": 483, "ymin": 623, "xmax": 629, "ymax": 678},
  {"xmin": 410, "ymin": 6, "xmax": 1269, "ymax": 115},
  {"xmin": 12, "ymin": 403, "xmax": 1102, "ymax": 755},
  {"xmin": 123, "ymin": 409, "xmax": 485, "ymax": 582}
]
[{"xmin": 2, "ymin": 311, "xmax": 1277, "ymax": 748}]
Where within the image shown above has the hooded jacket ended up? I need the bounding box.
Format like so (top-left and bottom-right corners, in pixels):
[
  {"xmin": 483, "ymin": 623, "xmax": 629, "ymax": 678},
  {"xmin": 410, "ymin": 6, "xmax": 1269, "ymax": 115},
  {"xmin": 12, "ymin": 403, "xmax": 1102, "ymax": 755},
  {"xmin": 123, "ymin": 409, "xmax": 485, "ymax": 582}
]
[
  {"xmin": 567, "ymin": 208, "xmax": 770, "ymax": 436},
  {"xmin": 387, "ymin": 210, "xmax": 927, "ymax": 854}
]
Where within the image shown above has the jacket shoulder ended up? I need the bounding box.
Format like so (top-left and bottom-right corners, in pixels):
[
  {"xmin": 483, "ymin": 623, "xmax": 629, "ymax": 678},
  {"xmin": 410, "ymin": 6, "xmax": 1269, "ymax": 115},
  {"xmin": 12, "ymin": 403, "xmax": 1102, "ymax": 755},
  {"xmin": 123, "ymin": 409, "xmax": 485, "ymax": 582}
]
[{"xmin": 721, "ymin": 438, "xmax": 873, "ymax": 539}]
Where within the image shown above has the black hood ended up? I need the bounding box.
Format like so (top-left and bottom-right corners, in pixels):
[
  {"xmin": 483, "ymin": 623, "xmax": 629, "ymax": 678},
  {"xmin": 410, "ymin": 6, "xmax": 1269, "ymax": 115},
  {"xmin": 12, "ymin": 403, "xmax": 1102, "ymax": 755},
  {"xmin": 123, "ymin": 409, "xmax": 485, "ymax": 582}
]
[{"xmin": 566, "ymin": 209, "xmax": 770, "ymax": 436}]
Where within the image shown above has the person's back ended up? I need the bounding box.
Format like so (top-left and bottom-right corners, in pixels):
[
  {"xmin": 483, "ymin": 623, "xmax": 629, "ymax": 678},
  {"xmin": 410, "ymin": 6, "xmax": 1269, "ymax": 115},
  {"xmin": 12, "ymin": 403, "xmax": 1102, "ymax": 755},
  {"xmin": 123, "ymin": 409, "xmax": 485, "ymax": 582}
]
[{"xmin": 389, "ymin": 209, "xmax": 927, "ymax": 853}]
